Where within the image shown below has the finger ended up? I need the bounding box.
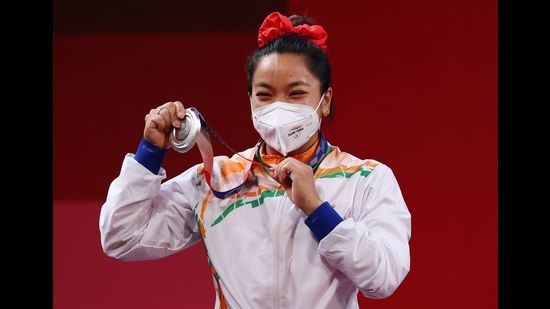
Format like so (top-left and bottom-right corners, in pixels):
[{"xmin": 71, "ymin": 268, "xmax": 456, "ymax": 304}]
[
  {"xmin": 268, "ymin": 167, "xmax": 280, "ymax": 182},
  {"xmin": 145, "ymin": 107, "xmax": 163, "ymax": 125},
  {"xmin": 157, "ymin": 103, "xmax": 182, "ymax": 130},
  {"xmin": 157, "ymin": 103, "xmax": 171, "ymax": 120},
  {"xmin": 148, "ymin": 113, "xmax": 170, "ymax": 132},
  {"xmin": 165, "ymin": 102, "xmax": 184, "ymax": 129},
  {"xmin": 147, "ymin": 108, "xmax": 159, "ymax": 119},
  {"xmin": 275, "ymin": 163, "xmax": 293, "ymax": 187},
  {"xmin": 174, "ymin": 101, "xmax": 186, "ymax": 119},
  {"xmin": 279, "ymin": 172, "xmax": 292, "ymax": 188},
  {"xmin": 277, "ymin": 168, "xmax": 288, "ymax": 183},
  {"xmin": 152, "ymin": 108, "xmax": 171, "ymax": 133}
]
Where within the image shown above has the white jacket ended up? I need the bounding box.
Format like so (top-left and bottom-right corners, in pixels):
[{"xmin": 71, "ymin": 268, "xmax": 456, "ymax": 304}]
[{"xmin": 100, "ymin": 144, "xmax": 411, "ymax": 308}]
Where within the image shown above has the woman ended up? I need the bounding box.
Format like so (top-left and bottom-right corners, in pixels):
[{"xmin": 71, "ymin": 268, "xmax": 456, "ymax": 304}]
[{"xmin": 100, "ymin": 11, "xmax": 411, "ymax": 308}]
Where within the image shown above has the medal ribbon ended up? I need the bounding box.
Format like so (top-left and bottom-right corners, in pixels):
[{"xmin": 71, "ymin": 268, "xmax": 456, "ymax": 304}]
[{"xmin": 190, "ymin": 109, "xmax": 331, "ymax": 199}]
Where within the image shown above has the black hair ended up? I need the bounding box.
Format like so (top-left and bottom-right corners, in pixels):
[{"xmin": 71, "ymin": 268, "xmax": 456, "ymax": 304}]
[{"xmin": 246, "ymin": 14, "xmax": 334, "ymax": 121}]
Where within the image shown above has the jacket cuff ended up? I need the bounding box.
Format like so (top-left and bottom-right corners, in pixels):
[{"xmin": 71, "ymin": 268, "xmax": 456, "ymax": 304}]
[
  {"xmin": 304, "ymin": 201, "xmax": 344, "ymax": 241},
  {"xmin": 133, "ymin": 138, "xmax": 167, "ymax": 174}
]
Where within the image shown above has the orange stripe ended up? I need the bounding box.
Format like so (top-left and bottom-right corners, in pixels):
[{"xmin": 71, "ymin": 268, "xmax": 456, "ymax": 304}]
[
  {"xmin": 218, "ymin": 286, "xmax": 228, "ymax": 309},
  {"xmin": 219, "ymin": 157, "xmax": 248, "ymax": 177},
  {"xmin": 232, "ymin": 184, "xmax": 276, "ymax": 199},
  {"xmin": 251, "ymin": 164, "xmax": 265, "ymax": 172},
  {"xmin": 316, "ymin": 161, "xmax": 379, "ymax": 177},
  {"xmin": 199, "ymin": 190, "xmax": 212, "ymax": 237},
  {"xmin": 364, "ymin": 160, "xmax": 379, "ymax": 168},
  {"xmin": 316, "ymin": 164, "xmax": 362, "ymax": 176}
]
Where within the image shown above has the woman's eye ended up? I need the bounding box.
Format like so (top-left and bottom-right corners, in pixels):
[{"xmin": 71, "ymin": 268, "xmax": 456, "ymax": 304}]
[{"xmin": 256, "ymin": 92, "xmax": 271, "ymax": 98}]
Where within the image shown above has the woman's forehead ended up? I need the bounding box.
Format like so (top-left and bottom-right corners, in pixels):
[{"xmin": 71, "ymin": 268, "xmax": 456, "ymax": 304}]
[{"xmin": 253, "ymin": 53, "xmax": 317, "ymax": 86}]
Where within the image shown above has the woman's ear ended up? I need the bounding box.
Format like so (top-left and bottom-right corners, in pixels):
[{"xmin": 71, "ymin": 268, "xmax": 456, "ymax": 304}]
[{"xmin": 322, "ymin": 87, "xmax": 333, "ymax": 117}]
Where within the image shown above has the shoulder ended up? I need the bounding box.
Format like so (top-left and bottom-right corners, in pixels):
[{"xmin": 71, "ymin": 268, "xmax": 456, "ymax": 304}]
[
  {"xmin": 319, "ymin": 146, "xmax": 397, "ymax": 181},
  {"xmin": 321, "ymin": 145, "xmax": 386, "ymax": 171}
]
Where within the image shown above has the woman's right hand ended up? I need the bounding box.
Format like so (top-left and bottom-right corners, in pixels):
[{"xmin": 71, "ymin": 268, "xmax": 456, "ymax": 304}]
[{"xmin": 143, "ymin": 101, "xmax": 187, "ymax": 149}]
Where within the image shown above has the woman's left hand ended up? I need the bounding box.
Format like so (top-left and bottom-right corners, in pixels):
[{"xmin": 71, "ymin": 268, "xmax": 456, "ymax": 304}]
[{"xmin": 271, "ymin": 158, "xmax": 323, "ymax": 215}]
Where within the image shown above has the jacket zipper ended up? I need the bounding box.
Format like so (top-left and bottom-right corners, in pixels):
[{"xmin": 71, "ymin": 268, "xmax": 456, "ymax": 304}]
[{"xmin": 273, "ymin": 193, "xmax": 285, "ymax": 309}]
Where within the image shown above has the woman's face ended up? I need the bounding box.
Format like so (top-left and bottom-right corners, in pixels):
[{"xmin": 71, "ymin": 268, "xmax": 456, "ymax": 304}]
[{"xmin": 249, "ymin": 53, "xmax": 330, "ymax": 115}]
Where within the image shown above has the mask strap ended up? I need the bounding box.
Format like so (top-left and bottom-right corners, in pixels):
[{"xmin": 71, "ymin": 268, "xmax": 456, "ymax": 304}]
[{"xmin": 314, "ymin": 92, "xmax": 327, "ymax": 113}]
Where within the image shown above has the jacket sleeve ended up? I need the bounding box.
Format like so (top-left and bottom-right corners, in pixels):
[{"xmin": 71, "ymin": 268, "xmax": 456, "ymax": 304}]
[
  {"xmin": 317, "ymin": 164, "xmax": 411, "ymax": 299},
  {"xmin": 99, "ymin": 154, "xmax": 202, "ymax": 261}
]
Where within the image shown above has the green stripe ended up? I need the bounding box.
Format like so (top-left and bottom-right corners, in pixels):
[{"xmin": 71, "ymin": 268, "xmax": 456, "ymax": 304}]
[
  {"xmin": 211, "ymin": 189, "xmax": 284, "ymax": 227},
  {"xmin": 254, "ymin": 146, "xmax": 275, "ymax": 174},
  {"xmin": 208, "ymin": 259, "xmax": 220, "ymax": 280},
  {"xmin": 193, "ymin": 202, "xmax": 204, "ymax": 238}
]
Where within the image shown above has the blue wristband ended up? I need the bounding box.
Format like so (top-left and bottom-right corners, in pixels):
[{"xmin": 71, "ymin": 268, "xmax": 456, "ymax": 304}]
[
  {"xmin": 133, "ymin": 138, "xmax": 167, "ymax": 174},
  {"xmin": 304, "ymin": 202, "xmax": 344, "ymax": 241}
]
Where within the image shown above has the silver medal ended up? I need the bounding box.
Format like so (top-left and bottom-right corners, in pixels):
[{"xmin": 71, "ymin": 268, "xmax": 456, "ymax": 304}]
[{"xmin": 171, "ymin": 107, "xmax": 201, "ymax": 153}]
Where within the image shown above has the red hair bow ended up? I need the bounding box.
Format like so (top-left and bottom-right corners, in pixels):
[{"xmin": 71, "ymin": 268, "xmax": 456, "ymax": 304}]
[{"xmin": 258, "ymin": 12, "xmax": 328, "ymax": 51}]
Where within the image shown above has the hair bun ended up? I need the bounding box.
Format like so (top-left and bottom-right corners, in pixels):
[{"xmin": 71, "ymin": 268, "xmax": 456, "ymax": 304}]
[{"xmin": 288, "ymin": 15, "xmax": 314, "ymax": 26}]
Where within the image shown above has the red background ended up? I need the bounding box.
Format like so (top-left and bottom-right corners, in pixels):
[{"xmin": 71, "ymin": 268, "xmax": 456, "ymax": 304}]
[{"xmin": 53, "ymin": 0, "xmax": 497, "ymax": 307}]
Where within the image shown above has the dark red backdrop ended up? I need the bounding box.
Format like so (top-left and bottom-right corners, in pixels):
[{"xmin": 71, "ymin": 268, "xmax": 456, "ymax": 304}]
[{"xmin": 53, "ymin": 0, "xmax": 497, "ymax": 307}]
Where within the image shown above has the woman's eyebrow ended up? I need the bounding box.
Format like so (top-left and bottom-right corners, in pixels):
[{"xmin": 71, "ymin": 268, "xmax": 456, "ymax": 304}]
[{"xmin": 253, "ymin": 81, "xmax": 311, "ymax": 89}]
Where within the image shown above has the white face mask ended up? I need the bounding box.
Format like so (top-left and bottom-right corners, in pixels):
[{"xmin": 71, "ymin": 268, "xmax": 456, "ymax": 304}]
[{"xmin": 252, "ymin": 93, "xmax": 326, "ymax": 156}]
